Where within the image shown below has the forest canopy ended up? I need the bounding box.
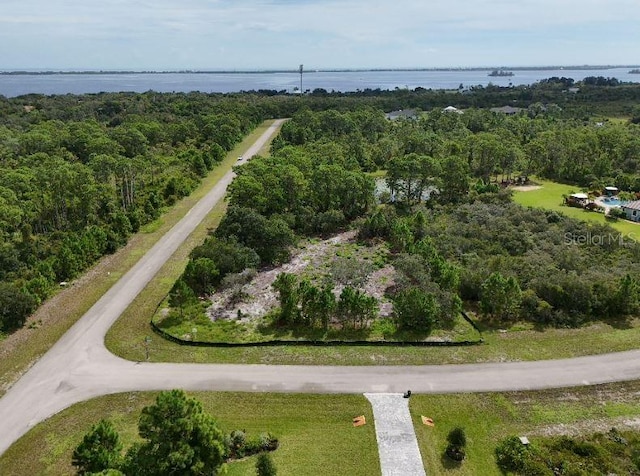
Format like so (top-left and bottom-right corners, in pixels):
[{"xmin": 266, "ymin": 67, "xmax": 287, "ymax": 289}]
[{"xmin": 2, "ymin": 79, "xmax": 640, "ymax": 333}]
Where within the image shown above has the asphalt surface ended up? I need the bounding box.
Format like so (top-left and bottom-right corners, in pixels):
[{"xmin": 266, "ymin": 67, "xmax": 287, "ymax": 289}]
[{"xmin": 2, "ymin": 118, "xmax": 640, "ymax": 456}]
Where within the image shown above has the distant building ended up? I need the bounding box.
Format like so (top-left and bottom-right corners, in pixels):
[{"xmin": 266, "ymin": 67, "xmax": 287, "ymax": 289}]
[
  {"xmin": 565, "ymin": 193, "xmax": 589, "ymax": 208},
  {"xmin": 442, "ymin": 105, "xmax": 463, "ymax": 114},
  {"xmin": 385, "ymin": 109, "xmax": 418, "ymax": 120},
  {"xmin": 621, "ymin": 200, "xmax": 640, "ymax": 222},
  {"xmin": 490, "ymin": 105, "xmax": 523, "ymax": 115},
  {"xmin": 604, "ymin": 186, "xmax": 619, "ymax": 196}
]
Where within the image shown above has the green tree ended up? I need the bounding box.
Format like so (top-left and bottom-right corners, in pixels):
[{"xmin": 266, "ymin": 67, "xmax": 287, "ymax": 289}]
[
  {"xmin": 0, "ymin": 282, "xmax": 37, "ymax": 331},
  {"xmin": 182, "ymin": 258, "xmax": 219, "ymax": 296},
  {"xmin": 445, "ymin": 427, "xmax": 467, "ymax": 462},
  {"xmin": 480, "ymin": 272, "xmax": 522, "ymax": 322},
  {"xmin": 256, "ymin": 452, "xmax": 277, "ymax": 476},
  {"xmin": 190, "ymin": 236, "xmax": 260, "ymax": 281},
  {"xmin": 610, "ymin": 274, "xmax": 640, "ymax": 317},
  {"xmin": 215, "ymin": 206, "xmax": 295, "ymax": 265},
  {"xmin": 336, "ymin": 286, "xmax": 378, "ymax": 329},
  {"xmin": 386, "ymin": 153, "xmax": 439, "ymax": 207},
  {"xmin": 438, "ymin": 156, "xmax": 470, "ymax": 204},
  {"xmin": 393, "ymin": 287, "xmax": 439, "ymax": 333},
  {"xmin": 123, "ymin": 390, "xmax": 226, "ymax": 476},
  {"xmin": 169, "ymin": 279, "xmax": 196, "ymax": 317},
  {"xmin": 72, "ymin": 419, "xmax": 123, "ymax": 475},
  {"xmin": 272, "ymin": 273, "xmax": 299, "ymax": 324}
]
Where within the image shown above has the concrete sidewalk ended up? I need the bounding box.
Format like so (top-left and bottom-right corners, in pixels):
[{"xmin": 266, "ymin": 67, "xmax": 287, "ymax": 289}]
[{"xmin": 365, "ymin": 393, "xmax": 426, "ymax": 476}]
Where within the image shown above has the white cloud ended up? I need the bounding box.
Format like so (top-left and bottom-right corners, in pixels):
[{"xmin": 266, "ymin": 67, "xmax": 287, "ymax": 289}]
[{"xmin": 0, "ymin": 0, "xmax": 638, "ymax": 69}]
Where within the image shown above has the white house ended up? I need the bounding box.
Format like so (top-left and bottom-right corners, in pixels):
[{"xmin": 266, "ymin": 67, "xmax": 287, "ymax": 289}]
[
  {"xmin": 621, "ymin": 200, "xmax": 640, "ymax": 222},
  {"xmin": 604, "ymin": 186, "xmax": 619, "ymax": 196}
]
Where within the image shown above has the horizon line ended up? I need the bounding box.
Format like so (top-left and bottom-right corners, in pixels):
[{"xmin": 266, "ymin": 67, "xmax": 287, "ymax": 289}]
[{"xmin": 2, "ymin": 64, "xmax": 640, "ymax": 75}]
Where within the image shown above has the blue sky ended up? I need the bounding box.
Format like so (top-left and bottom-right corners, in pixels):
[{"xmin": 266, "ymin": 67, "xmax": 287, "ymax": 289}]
[{"xmin": 1, "ymin": 0, "xmax": 639, "ymax": 70}]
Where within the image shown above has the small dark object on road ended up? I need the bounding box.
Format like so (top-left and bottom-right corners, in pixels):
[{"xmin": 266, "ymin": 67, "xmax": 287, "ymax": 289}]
[{"xmin": 403, "ymin": 390, "xmax": 412, "ymax": 398}]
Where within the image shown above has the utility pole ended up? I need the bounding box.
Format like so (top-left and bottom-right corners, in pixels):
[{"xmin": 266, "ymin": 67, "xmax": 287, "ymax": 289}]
[{"xmin": 299, "ymin": 64, "xmax": 303, "ymax": 94}]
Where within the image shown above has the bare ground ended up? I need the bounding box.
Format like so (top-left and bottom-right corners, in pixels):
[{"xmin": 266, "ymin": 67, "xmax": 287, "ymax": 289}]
[
  {"xmin": 206, "ymin": 230, "xmax": 394, "ymax": 323},
  {"xmin": 511, "ymin": 185, "xmax": 542, "ymax": 192}
]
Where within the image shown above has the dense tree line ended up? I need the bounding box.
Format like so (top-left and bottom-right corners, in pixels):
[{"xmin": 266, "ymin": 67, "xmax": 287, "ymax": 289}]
[
  {"xmin": 271, "ymin": 102, "xmax": 640, "ymax": 196},
  {"xmin": 4, "ymin": 82, "xmax": 638, "ymax": 334},
  {"xmin": 173, "ymin": 103, "xmax": 640, "ymax": 334},
  {"xmin": 172, "ymin": 129, "xmax": 377, "ymax": 306},
  {"xmin": 364, "ymin": 202, "xmax": 640, "ymax": 328},
  {"xmin": 0, "ymin": 92, "xmax": 265, "ymax": 332}
]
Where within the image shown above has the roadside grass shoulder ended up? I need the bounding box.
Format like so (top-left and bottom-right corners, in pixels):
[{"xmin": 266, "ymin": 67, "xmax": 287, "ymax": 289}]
[
  {"xmin": 410, "ymin": 381, "xmax": 640, "ymax": 475},
  {"xmin": 0, "ymin": 392, "xmax": 379, "ymax": 476}
]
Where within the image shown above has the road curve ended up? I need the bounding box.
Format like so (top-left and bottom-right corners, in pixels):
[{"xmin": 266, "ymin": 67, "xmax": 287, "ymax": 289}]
[{"xmin": 2, "ymin": 118, "xmax": 640, "ymax": 455}]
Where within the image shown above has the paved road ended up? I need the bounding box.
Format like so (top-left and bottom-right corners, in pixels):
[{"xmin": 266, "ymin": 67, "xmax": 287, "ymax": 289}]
[{"xmin": 2, "ymin": 118, "xmax": 640, "ymax": 456}]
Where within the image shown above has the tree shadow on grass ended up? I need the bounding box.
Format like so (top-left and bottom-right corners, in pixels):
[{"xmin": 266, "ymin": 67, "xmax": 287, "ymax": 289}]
[
  {"xmin": 256, "ymin": 320, "xmax": 377, "ymax": 342},
  {"xmin": 606, "ymin": 316, "xmax": 634, "ymax": 330},
  {"xmin": 440, "ymin": 452, "xmax": 463, "ymax": 471}
]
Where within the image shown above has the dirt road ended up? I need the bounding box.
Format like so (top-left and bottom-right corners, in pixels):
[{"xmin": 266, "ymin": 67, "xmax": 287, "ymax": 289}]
[{"xmin": 2, "ymin": 118, "xmax": 640, "ymax": 456}]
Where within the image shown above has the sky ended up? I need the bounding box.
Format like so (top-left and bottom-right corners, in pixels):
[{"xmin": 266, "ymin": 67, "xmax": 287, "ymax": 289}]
[{"xmin": 1, "ymin": 0, "xmax": 639, "ymax": 71}]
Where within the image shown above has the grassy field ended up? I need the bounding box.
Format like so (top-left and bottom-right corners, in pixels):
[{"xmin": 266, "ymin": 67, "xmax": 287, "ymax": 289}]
[
  {"xmin": 512, "ymin": 178, "xmax": 640, "ymax": 239},
  {"xmin": 4, "ymin": 382, "xmax": 640, "ymax": 475},
  {"xmin": 0, "ymin": 121, "xmax": 279, "ymax": 398},
  {"xmin": 0, "ymin": 392, "xmax": 379, "ymax": 476},
  {"xmin": 410, "ymin": 380, "xmax": 640, "ymax": 475}
]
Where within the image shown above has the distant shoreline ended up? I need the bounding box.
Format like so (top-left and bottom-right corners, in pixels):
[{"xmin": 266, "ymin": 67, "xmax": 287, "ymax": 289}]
[{"xmin": 1, "ymin": 65, "xmax": 639, "ymax": 76}]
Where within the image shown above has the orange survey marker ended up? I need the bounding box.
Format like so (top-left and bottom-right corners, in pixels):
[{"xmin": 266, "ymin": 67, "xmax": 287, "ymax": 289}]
[
  {"xmin": 353, "ymin": 415, "xmax": 366, "ymax": 427},
  {"xmin": 421, "ymin": 416, "xmax": 435, "ymax": 426}
]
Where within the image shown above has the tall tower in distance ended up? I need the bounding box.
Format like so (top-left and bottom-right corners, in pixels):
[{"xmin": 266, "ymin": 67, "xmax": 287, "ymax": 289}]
[{"xmin": 299, "ymin": 64, "xmax": 303, "ymax": 94}]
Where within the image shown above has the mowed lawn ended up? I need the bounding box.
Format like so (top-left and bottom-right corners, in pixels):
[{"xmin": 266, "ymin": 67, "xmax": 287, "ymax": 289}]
[
  {"xmin": 512, "ymin": 179, "xmax": 640, "ymax": 239},
  {"xmin": 410, "ymin": 380, "xmax": 640, "ymax": 475},
  {"xmin": 0, "ymin": 392, "xmax": 379, "ymax": 476}
]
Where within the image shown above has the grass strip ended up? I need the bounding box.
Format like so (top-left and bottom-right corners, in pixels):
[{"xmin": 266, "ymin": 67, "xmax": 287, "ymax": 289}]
[
  {"xmin": 0, "ymin": 392, "xmax": 379, "ymax": 476},
  {"xmin": 410, "ymin": 380, "xmax": 640, "ymax": 475}
]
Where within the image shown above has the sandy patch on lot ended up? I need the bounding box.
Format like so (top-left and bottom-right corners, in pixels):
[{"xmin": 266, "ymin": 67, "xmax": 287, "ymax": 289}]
[{"xmin": 207, "ymin": 230, "xmax": 394, "ymax": 322}]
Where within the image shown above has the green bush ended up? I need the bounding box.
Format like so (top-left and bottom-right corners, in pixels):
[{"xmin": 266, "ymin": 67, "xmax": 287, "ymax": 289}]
[
  {"xmin": 256, "ymin": 452, "xmax": 277, "ymax": 476},
  {"xmin": 495, "ymin": 436, "xmax": 536, "ymax": 473}
]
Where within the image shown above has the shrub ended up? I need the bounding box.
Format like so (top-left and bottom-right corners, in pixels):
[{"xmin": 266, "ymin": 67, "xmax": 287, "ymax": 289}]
[
  {"xmin": 227, "ymin": 429, "xmax": 247, "ymax": 459},
  {"xmin": 256, "ymin": 452, "xmax": 277, "ymax": 476},
  {"xmin": 259, "ymin": 432, "xmax": 280, "ymax": 452},
  {"xmin": 495, "ymin": 436, "xmax": 536, "ymax": 473},
  {"xmin": 445, "ymin": 444, "xmax": 465, "ymax": 462}
]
